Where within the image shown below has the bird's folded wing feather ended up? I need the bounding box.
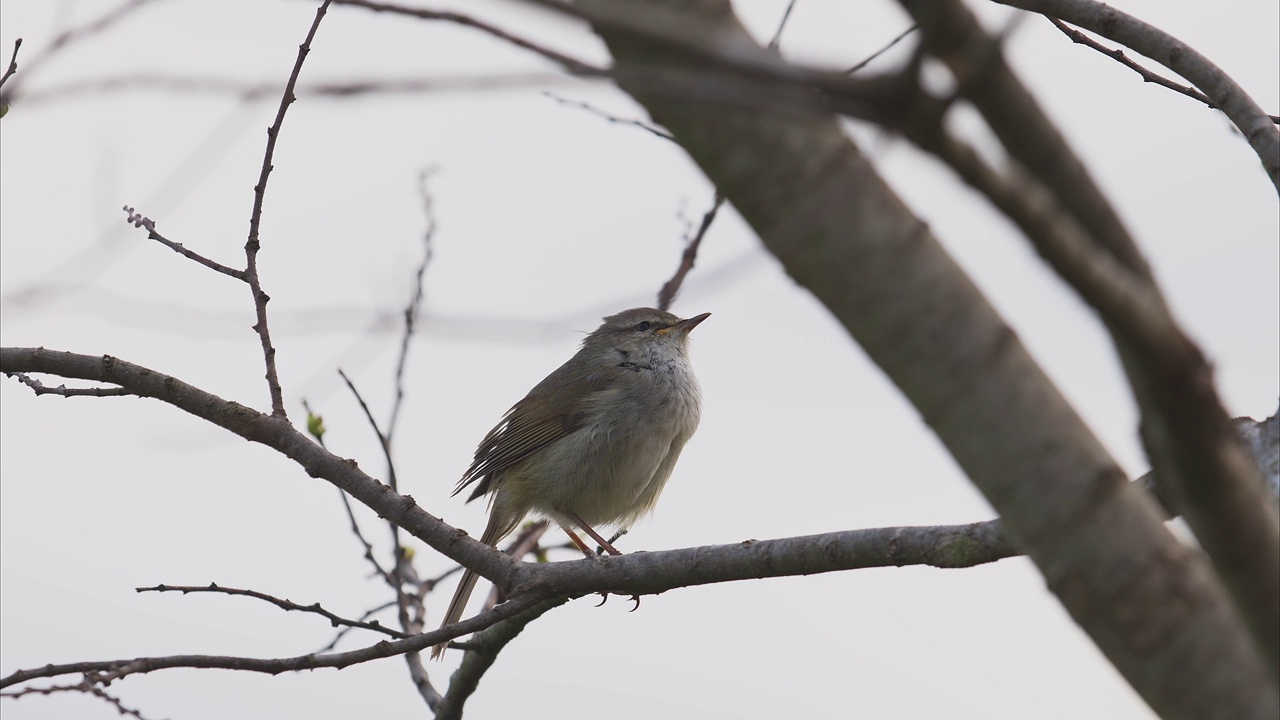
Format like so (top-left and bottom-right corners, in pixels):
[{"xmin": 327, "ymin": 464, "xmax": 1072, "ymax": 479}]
[{"xmin": 454, "ymin": 362, "xmax": 617, "ymax": 500}]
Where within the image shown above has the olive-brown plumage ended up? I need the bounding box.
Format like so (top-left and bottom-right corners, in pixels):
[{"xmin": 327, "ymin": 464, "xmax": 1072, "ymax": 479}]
[{"xmin": 431, "ymin": 308, "xmax": 708, "ymax": 659}]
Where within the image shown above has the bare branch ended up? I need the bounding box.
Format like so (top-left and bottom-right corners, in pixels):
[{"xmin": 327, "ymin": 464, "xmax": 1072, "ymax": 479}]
[
  {"xmin": 13, "ymin": 71, "xmax": 588, "ymax": 105},
  {"xmin": 387, "ymin": 169, "xmax": 438, "ymax": 446},
  {"xmin": 846, "ymin": 24, "xmax": 918, "ymax": 74},
  {"xmin": 0, "ymin": 38, "xmax": 21, "ymax": 92},
  {"xmin": 0, "ymin": 345, "xmax": 1032, "ymax": 607},
  {"xmin": 384, "ymin": 226, "xmax": 434, "ymax": 706},
  {"xmin": 245, "ymin": 0, "xmax": 334, "ymax": 418},
  {"xmin": 434, "ymin": 599, "xmax": 567, "ymax": 720},
  {"xmin": 483, "ymin": 521, "xmax": 551, "ymax": 612},
  {"xmin": 0, "ymin": 593, "xmax": 548, "ymax": 688},
  {"xmin": 332, "ymin": 0, "xmax": 607, "ymax": 77},
  {"xmin": 902, "ymin": 0, "xmax": 1280, "ymax": 681},
  {"xmin": 9, "ymin": 345, "xmax": 1272, "ymax": 711},
  {"xmin": 656, "ymin": 192, "xmax": 724, "ymax": 311},
  {"xmin": 767, "ymin": 0, "xmax": 799, "ymax": 50},
  {"xmin": 542, "ymin": 91, "xmax": 675, "ymax": 142},
  {"xmin": 337, "ymin": 487, "xmax": 396, "ymax": 584},
  {"xmin": 6, "ymin": 372, "xmax": 133, "ymax": 397},
  {"xmin": 337, "ymin": 0, "xmax": 914, "ymax": 125},
  {"xmin": 583, "ymin": 2, "xmax": 1277, "ymax": 716},
  {"xmin": 2, "ymin": 679, "xmax": 157, "ymax": 720},
  {"xmin": 3, "ymin": 0, "xmax": 160, "ymax": 98},
  {"xmin": 1047, "ymin": 18, "xmax": 1280, "ymax": 124},
  {"xmin": 994, "ymin": 0, "xmax": 1280, "ymax": 192},
  {"xmin": 336, "ymin": 369, "xmax": 398, "ymax": 494},
  {"xmin": 137, "ymin": 583, "xmax": 409, "ymax": 639},
  {"xmin": 123, "ymin": 206, "xmax": 247, "ymax": 281}
]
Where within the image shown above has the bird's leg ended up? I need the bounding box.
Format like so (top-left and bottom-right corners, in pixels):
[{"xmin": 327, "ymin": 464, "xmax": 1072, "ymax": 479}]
[
  {"xmin": 564, "ymin": 513, "xmax": 643, "ymax": 610},
  {"xmin": 566, "ymin": 512, "xmax": 623, "ymax": 556},
  {"xmin": 558, "ymin": 525, "xmax": 597, "ymax": 559}
]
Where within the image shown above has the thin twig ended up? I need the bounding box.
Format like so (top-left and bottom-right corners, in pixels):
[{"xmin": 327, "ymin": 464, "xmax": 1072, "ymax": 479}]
[
  {"xmin": 1048, "ymin": 17, "xmax": 1280, "ymax": 124},
  {"xmin": 483, "ymin": 521, "xmax": 550, "ymax": 611},
  {"xmin": 1, "ymin": 591, "xmax": 550, "ymax": 687},
  {"xmin": 340, "ymin": 487, "xmax": 397, "ymax": 584},
  {"xmin": 541, "ymin": 91, "xmax": 675, "ymax": 142},
  {"xmin": 846, "ymin": 24, "xmax": 918, "ymax": 74},
  {"xmin": 15, "ymin": 71, "xmax": 587, "ymax": 106},
  {"xmin": 386, "ymin": 169, "xmax": 437, "ymax": 449},
  {"xmin": 6, "ymin": 372, "xmax": 134, "ymax": 397},
  {"xmin": 123, "ymin": 206, "xmax": 247, "ymax": 280},
  {"xmin": 336, "ymin": 369, "xmax": 398, "ymax": 493},
  {"xmin": 299, "ymin": 399, "xmax": 398, "ymax": 593},
  {"xmin": 83, "ymin": 684, "xmax": 155, "ymax": 720},
  {"xmin": 245, "ymin": 0, "xmax": 333, "ymax": 418},
  {"xmin": 137, "ymin": 583, "xmax": 409, "ymax": 639},
  {"xmin": 3, "ymin": 0, "xmax": 158, "ymax": 97},
  {"xmin": 0, "ymin": 38, "xmax": 21, "ymax": 91},
  {"xmin": 333, "ymin": 0, "xmax": 605, "ymax": 77},
  {"xmin": 314, "ymin": 600, "xmax": 399, "ymax": 653},
  {"xmin": 994, "ymin": 0, "xmax": 1279, "ymax": 192},
  {"xmin": 767, "ymin": 0, "xmax": 799, "ymax": 50},
  {"xmin": 383, "ymin": 170, "xmax": 439, "ymax": 710},
  {"xmin": 2, "ymin": 680, "xmax": 157, "ymax": 720},
  {"xmin": 657, "ymin": 192, "xmax": 724, "ymax": 311}
]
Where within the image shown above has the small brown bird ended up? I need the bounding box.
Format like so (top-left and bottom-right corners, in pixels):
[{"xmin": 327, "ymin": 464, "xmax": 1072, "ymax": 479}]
[{"xmin": 431, "ymin": 307, "xmax": 709, "ymax": 659}]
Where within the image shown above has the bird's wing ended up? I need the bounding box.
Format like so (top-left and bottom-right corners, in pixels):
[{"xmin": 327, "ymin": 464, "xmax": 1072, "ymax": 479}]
[{"xmin": 454, "ymin": 360, "xmax": 616, "ymax": 501}]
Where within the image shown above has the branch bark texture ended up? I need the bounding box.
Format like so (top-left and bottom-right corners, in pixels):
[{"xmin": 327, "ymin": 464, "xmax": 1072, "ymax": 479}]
[{"xmin": 575, "ymin": 1, "xmax": 1278, "ymax": 718}]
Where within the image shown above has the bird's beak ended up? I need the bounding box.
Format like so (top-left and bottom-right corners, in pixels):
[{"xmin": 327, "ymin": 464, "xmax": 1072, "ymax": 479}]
[{"xmin": 663, "ymin": 312, "xmax": 711, "ymax": 335}]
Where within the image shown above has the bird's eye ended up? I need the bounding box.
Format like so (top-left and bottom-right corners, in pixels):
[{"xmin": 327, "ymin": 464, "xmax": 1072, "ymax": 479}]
[{"xmin": 632, "ymin": 321, "xmax": 652, "ymax": 332}]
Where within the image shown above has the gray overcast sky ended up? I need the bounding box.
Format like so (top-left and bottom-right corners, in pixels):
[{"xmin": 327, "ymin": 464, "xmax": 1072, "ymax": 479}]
[{"xmin": 1, "ymin": 1, "xmax": 1276, "ymax": 718}]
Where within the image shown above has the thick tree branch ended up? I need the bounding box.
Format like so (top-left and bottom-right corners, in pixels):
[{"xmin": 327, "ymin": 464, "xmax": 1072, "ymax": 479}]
[
  {"xmin": 901, "ymin": 1, "xmax": 1152, "ymax": 281},
  {"xmin": 7, "ymin": 345, "xmax": 1276, "ymax": 712},
  {"xmin": 435, "ymin": 599, "xmax": 567, "ymax": 720},
  {"xmin": 900, "ymin": 0, "xmax": 1280, "ymax": 681},
  {"xmin": 577, "ymin": 1, "xmax": 1278, "ymax": 718}
]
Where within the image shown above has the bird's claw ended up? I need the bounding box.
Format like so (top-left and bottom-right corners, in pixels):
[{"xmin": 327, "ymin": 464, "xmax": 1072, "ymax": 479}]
[
  {"xmin": 594, "ymin": 592, "xmax": 609, "ymax": 608},
  {"xmin": 629, "ymin": 595, "xmax": 641, "ymax": 612}
]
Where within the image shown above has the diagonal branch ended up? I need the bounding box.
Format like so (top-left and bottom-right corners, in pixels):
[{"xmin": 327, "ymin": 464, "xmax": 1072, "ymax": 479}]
[
  {"xmin": 656, "ymin": 192, "xmax": 723, "ymax": 311},
  {"xmin": 578, "ymin": 2, "xmax": 1277, "ymax": 718},
  {"xmin": 434, "ymin": 599, "xmax": 567, "ymax": 720},
  {"xmin": 0, "ymin": 38, "xmax": 21, "ymax": 92},
  {"xmin": 993, "ymin": 0, "xmax": 1280, "ymax": 193},
  {"xmin": 1045, "ymin": 17, "xmax": 1280, "ymax": 124},
  {"xmin": 900, "ymin": 0, "xmax": 1280, "ymax": 681},
  {"xmin": 123, "ymin": 206, "xmax": 247, "ymax": 280}
]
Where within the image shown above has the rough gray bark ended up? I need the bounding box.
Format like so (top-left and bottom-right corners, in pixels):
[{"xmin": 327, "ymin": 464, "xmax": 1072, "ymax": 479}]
[{"xmin": 576, "ymin": 1, "xmax": 1278, "ymax": 718}]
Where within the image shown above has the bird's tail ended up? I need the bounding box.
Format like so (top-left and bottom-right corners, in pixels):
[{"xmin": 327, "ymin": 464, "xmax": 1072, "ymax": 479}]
[{"xmin": 430, "ymin": 511, "xmax": 516, "ymax": 660}]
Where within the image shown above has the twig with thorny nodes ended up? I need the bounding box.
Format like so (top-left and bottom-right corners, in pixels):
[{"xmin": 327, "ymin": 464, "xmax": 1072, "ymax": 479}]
[
  {"xmin": 657, "ymin": 192, "xmax": 724, "ymax": 312},
  {"xmin": 137, "ymin": 583, "xmax": 409, "ymax": 639},
  {"xmin": 6, "ymin": 371, "xmax": 134, "ymax": 397},
  {"xmin": 0, "ymin": 38, "xmax": 21, "ymax": 92},
  {"xmin": 243, "ymin": 0, "xmax": 334, "ymax": 418},
  {"xmin": 123, "ymin": 206, "xmax": 247, "ymax": 280},
  {"xmin": 1048, "ymin": 17, "xmax": 1280, "ymax": 124}
]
